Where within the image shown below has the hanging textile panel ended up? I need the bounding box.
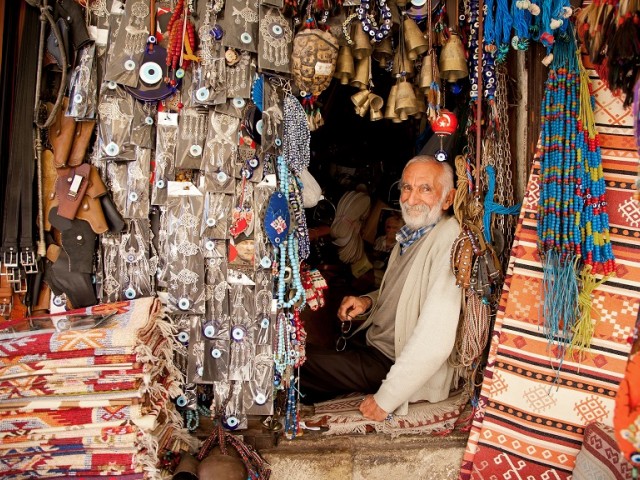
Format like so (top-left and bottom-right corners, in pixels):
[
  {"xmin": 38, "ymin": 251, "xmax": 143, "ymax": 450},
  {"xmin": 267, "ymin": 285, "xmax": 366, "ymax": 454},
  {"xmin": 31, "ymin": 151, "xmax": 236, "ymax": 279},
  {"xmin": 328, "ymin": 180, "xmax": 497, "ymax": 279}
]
[{"xmin": 459, "ymin": 65, "xmax": 640, "ymax": 478}]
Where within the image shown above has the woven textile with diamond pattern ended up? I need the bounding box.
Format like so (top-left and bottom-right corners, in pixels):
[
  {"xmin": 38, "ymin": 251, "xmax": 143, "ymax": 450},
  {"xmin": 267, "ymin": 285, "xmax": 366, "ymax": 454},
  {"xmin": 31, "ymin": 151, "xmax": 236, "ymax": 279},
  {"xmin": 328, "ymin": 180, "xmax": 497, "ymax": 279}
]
[
  {"xmin": 458, "ymin": 62, "xmax": 640, "ymax": 478},
  {"xmin": 0, "ymin": 297, "xmax": 191, "ymax": 479}
]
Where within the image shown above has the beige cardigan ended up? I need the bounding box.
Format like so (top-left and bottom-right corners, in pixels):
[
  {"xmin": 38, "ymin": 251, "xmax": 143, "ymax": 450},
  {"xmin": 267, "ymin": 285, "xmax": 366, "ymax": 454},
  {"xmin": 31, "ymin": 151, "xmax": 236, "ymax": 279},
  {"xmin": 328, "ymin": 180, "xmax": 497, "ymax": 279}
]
[{"xmin": 356, "ymin": 215, "xmax": 462, "ymax": 415}]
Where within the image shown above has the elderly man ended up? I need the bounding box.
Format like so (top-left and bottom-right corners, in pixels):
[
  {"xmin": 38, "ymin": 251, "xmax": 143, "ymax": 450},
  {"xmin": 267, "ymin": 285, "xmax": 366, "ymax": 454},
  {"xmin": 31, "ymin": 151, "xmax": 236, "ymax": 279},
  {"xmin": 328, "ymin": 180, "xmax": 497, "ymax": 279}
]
[{"xmin": 300, "ymin": 155, "xmax": 462, "ymax": 421}]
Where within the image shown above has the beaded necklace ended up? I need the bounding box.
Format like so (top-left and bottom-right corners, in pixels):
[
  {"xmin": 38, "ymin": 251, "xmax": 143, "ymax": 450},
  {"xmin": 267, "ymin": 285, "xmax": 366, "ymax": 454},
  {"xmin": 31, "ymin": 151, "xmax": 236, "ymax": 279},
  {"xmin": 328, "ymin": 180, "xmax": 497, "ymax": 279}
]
[
  {"xmin": 537, "ymin": 30, "xmax": 616, "ymax": 368},
  {"xmin": 467, "ymin": 0, "xmax": 497, "ymax": 103},
  {"xmin": 357, "ymin": 0, "xmax": 393, "ymax": 43}
]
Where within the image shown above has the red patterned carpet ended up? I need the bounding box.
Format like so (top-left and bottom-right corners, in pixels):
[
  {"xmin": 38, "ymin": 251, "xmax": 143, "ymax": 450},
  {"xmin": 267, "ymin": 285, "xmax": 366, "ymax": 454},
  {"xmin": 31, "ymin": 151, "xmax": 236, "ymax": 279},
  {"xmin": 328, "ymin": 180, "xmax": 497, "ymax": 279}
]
[{"xmin": 459, "ymin": 67, "xmax": 640, "ymax": 478}]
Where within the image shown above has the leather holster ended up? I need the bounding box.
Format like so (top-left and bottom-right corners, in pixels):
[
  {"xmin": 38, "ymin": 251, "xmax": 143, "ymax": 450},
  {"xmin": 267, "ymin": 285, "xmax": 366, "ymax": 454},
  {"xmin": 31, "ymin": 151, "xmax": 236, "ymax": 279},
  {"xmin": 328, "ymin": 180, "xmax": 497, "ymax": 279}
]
[
  {"xmin": 48, "ymin": 207, "xmax": 96, "ymax": 274},
  {"xmin": 49, "ymin": 99, "xmax": 77, "ymax": 169},
  {"xmin": 44, "ymin": 244, "xmax": 97, "ymax": 309},
  {"xmin": 68, "ymin": 120, "xmax": 96, "ymax": 167},
  {"xmin": 55, "ymin": 164, "xmax": 91, "ymax": 220},
  {"xmin": 47, "ymin": 165, "xmax": 113, "ymax": 234}
]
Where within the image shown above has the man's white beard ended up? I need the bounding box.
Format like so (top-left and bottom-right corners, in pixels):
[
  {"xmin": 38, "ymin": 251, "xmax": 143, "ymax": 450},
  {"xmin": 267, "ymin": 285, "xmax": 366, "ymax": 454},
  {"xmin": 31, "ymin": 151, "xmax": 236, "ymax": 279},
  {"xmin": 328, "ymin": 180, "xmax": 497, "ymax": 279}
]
[{"xmin": 400, "ymin": 201, "xmax": 443, "ymax": 230}]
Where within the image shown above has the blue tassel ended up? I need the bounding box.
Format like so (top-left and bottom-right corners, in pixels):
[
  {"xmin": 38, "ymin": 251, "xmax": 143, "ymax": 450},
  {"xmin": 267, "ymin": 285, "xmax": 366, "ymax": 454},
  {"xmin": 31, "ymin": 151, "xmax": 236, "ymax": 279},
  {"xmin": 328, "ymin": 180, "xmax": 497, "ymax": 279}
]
[
  {"xmin": 541, "ymin": 250, "xmax": 579, "ymax": 365},
  {"xmin": 251, "ymin": 75, "xmax": 264, "ymax": 112}
]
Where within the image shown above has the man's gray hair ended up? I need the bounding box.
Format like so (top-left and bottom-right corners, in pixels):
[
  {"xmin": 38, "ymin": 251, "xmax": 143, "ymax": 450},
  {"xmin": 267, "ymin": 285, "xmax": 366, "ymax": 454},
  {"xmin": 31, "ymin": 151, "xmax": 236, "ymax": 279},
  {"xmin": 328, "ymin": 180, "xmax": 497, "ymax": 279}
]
[{"xmin": 403, "ymin": 155, "xmax": 455, "ymax": 195}]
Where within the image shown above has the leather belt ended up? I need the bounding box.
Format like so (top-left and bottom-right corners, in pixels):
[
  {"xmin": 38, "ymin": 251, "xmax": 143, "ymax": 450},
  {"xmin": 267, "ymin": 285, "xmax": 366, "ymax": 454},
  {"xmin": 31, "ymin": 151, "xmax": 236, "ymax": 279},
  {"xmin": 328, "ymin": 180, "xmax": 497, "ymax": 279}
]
[{"xmin": 1, "ymin": 5, "xmax": 40, "ymax": 290}]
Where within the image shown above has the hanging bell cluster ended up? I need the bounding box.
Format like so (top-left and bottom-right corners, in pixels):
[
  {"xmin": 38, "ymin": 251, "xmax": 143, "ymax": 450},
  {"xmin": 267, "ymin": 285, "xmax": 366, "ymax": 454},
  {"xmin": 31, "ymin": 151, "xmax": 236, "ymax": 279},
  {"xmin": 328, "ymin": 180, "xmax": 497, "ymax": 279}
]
[{"xmin": 351, "ymin": 89, "xmax": 385, "ymax": 121}]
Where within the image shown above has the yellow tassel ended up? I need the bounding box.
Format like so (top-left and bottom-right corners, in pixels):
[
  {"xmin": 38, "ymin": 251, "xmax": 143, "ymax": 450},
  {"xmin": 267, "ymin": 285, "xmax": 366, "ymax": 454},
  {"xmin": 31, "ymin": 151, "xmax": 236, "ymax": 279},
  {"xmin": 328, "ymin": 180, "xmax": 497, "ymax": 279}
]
[
  {"xmin": 578, "ymin": 53, "xmax": 597, "ymax": 139},
  {"xmin": 569, "ymin": 265, "xmax": 610, "ymax": 355},
  {"xmin": 183, "ymin": 35, "xmax": 200, "ymax": 62}
]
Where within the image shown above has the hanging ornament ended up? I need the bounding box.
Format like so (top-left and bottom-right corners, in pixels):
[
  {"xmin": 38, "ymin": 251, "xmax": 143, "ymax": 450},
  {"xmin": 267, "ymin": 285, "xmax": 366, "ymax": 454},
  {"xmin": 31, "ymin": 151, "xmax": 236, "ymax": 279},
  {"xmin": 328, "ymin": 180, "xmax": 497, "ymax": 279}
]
[{"xmin": 430, "ymin": 109, "xmax": 458, "ymax": 161}]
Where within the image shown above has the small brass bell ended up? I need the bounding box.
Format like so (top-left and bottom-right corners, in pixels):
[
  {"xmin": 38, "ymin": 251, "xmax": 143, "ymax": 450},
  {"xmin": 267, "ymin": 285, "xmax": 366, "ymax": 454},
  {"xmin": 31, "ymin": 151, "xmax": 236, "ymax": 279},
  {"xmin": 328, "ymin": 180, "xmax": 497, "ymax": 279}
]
[
  {"xmin": 403, "ymin": 17, "xmax": 429, "ymax": 61},
  {"xmin": 372, "ymin": 37, "xmax": 394, "ymax": 68},
  {"xmin": 394, "ymin": 80, "xmax": 418, "ymax": 117},
  {"xmin": 368, "ymin": 93, "xmax": 384, "ymax": 112},
  {"xmin": 370, "ymin": 108, "xmax": 384, "ymax": 121},
  {"xmin": 351, "ymin": 89, "xmax": 371, "ymax": 108},
  {"xmin": 418, "ymin": 53, "xmax": 433, "ymax": 91},
  {"xmin": 350, "ymin": 57, "xmax": 371, "ymax": 90},
  {"xmin": 392, "ymin": 47, "xmax": 414, "ymax": 78},
  {"xmin": 334, "ymin": 45, "xmax": 355, "ymax": 85},
  {"xmin": 352, "ymin": 23, "xmax": 373, "ymax": 60},
  {"xmin": 384, "ymin": 84, "xmax": 399, "ymax": 121},
  {"xmin": 439, "ymin": 33, "xmax": 468, "ymax": 82},
  {"xmin": 357, "ymin": 95, "xmax": 372, "ymax": 117}
]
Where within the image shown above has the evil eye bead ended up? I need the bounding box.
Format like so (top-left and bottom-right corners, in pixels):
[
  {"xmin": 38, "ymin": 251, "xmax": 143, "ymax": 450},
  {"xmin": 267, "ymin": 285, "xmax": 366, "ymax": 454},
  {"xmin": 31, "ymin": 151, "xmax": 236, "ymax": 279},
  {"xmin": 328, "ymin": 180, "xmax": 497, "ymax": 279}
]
[
  {"xmin": 630, "ymin": 452, "xmax": 640, "ymax": 463},
  {"xmin": 177, "ymin": 331, "xmax": 190, "ymax": 343},
  {"xmin": 129, "ymin": 191, "xmax": 139, "ymax": 202},
  {"xmin": 175, "ymin": 68, "xmax": 185, "ymax": 79},
  {"xmin": 511, "ymin": 36, "xmax": 520, "ymax": 49},
  {"xmin": 196, "ymin": 87, "xmax": 210, "ymax": 102},
  {"xmin": 241, "ymin": 166, "xmax": 253, "ymax": 179},
  {"xmin": 274, "ymin": 138, "xmax": 282, "ymax": 147},
  {"xmin": 259, "ymin": 256, "xmax": 272, "ymax": 269},
  {"xmin": 73, "ymin": 93, "xmax": 84, "ymax": 104},
  {"xmin": 240, "ymin": 32, "xmax": 252, "ymax": 44},
  {"xmin": 56, "ymin": 318, "xmax": 70, "ymax": 331},
  {"xmin": 189, "ymin": 144, "xmax": 203, "ymax": 157},
  {"xmin": 145, "ymin": 116, "xmax": 154, "ymax": 125},
  {"xmin": 52, "ymin": 295, "xmax": 64, "ymax": 307},
  {"xmin": 206, "ymin": 218, "xmax": 216, "ymax": 227},
  {"xmin": 107, "ymin": 81, "xmax": 117, "ymax": 90},
  {"xmin": 435, "ymin": 149, "xmax": 448, "ymax": 162},
  {"xmin": 217, "ymin": 171, "xmax": 228, "ymax": 183},
  {"xmin": 248, "ymin": 157, "xmax": 259, "ymax": 169},
  {"xmin": 148, "ymin": 35, "xmax": 157, "ymax": 44},
  {"xmin": 178, "ymin": 297, "xmax": 191, "ymax": 311},
  {"xmin": 203, "ymin": 323, "xmax": 216, "ymax": 339},
  {"xmin": 105, "ymin": 142, "xmax": 120, "ymax": 156},
  {"xmin": 156, "ymin": 179, "xmax": 165, "ymax": 189},
  {"xmin": 255, "ymin": 120, "xmax": 263, "ymax": 136},
  {"xmin": 210, "ymin": 347, "xmax": 222, "ymax": 359},
  {"xmin": 255, "ymin": 393, "xmax": 267, "ymax": 405},
  {"xmin": 210, "ymin": 24, "xmax": 224, "ymax": 40},
  {"xmin": 270, "ymin": 23, "xmax": 284, "ymax": 38},
  {"xmin": 260, "ymin": 317, "xmax": 270, "ymax": 329},
  {"xmin": 225, "ymin": 415, "xmax": 239, "ymax": 429},
  {"xmin": 124, "ymin": 59, "xmax": 136, "ymax": 71},
  {"xmin": 205, "ymin": 240, "xmax": 215, "ymax": 251},
  {"xmin": 176, "ymin": 395, "xmax": 188, "ymax": 407},
  {"xmin": 140, "ymin": 61, "xmax": 163, "ymax": 85},
  {"xmin": 232, "ymin": 98, "xmax": 246, "ymax": 108},
  {"xmin": 125, "ymin": 287, "xmax": 137, "ymax": 299},
  {"xmin": 231, "ymin": 325, "xmax": 245, "ymax": 341}
]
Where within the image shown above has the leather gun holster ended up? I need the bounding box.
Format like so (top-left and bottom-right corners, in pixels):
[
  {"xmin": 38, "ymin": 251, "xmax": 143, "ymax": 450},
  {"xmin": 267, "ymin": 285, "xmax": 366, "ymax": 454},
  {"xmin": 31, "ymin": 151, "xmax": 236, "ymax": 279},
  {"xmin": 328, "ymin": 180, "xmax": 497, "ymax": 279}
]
[
  {"xmin": 44, "ymin": 208, "xmax": 98, "ymax": 309},
  {"xmin": 47, "ymin": 164, "xmax": 124, "ymax": 234},
  {"xmin": 49, "ymin": 99, "xmax": 96, "ymax": 169}
]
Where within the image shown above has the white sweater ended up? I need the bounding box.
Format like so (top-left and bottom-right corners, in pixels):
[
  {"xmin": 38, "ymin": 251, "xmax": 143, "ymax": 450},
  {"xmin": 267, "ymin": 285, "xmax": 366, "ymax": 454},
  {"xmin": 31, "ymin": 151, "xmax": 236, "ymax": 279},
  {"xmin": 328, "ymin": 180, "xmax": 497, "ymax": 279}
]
[{"xmin": 357, "ymin": 216, "xmax": 463, "ymax": 415}]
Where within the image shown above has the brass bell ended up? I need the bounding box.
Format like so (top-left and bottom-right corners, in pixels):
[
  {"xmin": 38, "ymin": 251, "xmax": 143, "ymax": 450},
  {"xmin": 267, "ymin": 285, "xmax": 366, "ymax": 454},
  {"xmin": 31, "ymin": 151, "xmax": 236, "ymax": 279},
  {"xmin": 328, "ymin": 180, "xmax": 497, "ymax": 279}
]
[
  {"xmin": 352, "ymin": 23, "xmax": 373, "ymax": 60},
  {"xmin": 334, "ymin": 45, "xmax": 355, "ymax": 85},
  {"xmin": 413, "ymin": 92, "xmax": 426, "ymax": 118},
  {"xmin": 370, "ymin": 107, "xmax": 384, "ymax": 121},
  {"xmin": 392, "ymin": 46, "xmax": 414, "ymax": 78},
  {"xmin": 394, "ymin": 80, "xmax": 418, "ymax": 117},
  {"xmin": 372, "ymin": 37, "xmax": 394, "ymax": 68},
  {"xmin": 350, "ymin": 57, "xmax": 371, "ymax": 90},
  {"xmin": 439, "ymin": 33, "xmax": 468, "ymax": 82},
  {"xmin": 368, "ymin": 93, "xmax": 384, "ymax": 112},
  {"xmin": 351, "ymin": 89, "xmax": 371, "ymax": 108},
  {"xmin": 384, "ymin": 84, "xmax": 399, "ymax": 121},
  {"xmin": 403, "ymin": 17, "xmax": 429, "ymax": 61},
  {"xmin": 418, "ymin": 53, "xmax": 433, "ymax": 91}
]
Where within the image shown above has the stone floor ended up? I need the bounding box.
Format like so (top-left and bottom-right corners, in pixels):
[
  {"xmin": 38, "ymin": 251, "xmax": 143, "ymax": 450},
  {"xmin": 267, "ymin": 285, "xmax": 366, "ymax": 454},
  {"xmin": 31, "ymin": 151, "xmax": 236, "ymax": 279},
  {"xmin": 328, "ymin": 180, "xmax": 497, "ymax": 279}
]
[{"xmin": 260, "ymin": 428, "xmax": 469, "ymax": 480}]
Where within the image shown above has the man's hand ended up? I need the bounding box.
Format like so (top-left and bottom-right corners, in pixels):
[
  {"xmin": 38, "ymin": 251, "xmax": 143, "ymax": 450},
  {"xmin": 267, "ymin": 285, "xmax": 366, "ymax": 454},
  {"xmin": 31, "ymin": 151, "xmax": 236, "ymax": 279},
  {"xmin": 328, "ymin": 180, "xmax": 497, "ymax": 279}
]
[
  {"xmin": 359, "ymin": 395, "xmax": 388, "ymax": 422},
  {"xmin": 337, "ymin": 296, "xmax": 372, "ymax": 322}
]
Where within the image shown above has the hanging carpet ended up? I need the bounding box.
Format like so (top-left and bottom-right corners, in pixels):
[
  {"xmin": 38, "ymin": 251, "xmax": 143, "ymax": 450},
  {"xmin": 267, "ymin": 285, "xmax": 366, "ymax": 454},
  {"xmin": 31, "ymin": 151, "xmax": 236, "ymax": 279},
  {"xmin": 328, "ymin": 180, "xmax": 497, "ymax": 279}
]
[{"xmin": 459, "ymin": 62, "xmax": 640, "ymax": 478}]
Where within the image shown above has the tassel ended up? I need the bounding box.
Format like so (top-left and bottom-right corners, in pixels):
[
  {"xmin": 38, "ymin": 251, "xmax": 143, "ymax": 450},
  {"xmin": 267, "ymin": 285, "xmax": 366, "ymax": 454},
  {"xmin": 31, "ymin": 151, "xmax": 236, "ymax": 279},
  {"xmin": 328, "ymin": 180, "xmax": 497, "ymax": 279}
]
[
  {"xmin": 569, "ymin": 265, "xmax": 609, "ymax": 355},
  {"xmin": 541, "ymin": 251, "xmax": 580, "ymax": 360}
]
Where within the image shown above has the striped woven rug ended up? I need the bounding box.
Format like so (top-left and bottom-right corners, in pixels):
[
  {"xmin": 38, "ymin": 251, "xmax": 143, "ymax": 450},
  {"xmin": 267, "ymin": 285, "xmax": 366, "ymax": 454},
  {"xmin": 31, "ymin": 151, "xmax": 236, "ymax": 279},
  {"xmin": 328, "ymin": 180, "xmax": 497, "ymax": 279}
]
[{"xmin": 459, "ymin": 66, "xmax": 640, "ymax": 477}]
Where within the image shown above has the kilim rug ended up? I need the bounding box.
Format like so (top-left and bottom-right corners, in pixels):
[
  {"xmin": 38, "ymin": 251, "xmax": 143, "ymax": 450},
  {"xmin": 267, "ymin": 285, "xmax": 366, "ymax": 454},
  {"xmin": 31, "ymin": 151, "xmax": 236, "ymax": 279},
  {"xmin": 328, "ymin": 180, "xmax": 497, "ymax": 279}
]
[
  {"xmin": 306, "ymin": 391, "xmax": 469, "ymax": 437},
  {"xmin": 459, "ymin": 63, "xmax": 640, "ymax": 478}
]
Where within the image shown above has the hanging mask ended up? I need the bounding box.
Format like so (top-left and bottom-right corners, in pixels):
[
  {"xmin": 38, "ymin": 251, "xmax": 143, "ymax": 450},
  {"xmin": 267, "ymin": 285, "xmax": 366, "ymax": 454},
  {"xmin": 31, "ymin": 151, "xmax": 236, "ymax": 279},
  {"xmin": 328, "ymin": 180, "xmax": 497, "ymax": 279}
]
[{"xmin": 264, "ymin": 191, "xmax": 290, "ymax": 246}]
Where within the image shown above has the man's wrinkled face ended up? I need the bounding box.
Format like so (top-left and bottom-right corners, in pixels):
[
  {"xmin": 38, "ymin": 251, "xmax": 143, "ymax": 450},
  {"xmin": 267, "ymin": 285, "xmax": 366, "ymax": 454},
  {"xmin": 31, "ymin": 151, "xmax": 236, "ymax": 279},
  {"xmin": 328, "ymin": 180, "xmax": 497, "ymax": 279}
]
[{"xmin": 399, "ymin": 162, "xmax": 453, "ymax": 230}]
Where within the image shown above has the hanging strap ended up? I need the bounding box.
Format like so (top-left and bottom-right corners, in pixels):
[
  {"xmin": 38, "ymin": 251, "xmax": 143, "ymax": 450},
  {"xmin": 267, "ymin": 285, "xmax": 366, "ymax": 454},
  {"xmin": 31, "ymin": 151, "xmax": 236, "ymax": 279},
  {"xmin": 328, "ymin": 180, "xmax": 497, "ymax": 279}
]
[{"xmin": 1, "ymin": 4, "xmax": 41, "ymax": 285}]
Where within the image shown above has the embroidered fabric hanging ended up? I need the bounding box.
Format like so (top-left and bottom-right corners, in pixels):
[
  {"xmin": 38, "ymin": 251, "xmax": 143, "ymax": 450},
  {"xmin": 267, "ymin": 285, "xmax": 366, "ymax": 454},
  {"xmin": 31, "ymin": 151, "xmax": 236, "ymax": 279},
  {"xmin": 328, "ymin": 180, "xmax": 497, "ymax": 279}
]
[{"xmin": 537, "ymin": 30, "xmax": 616, "ymax": 372}]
